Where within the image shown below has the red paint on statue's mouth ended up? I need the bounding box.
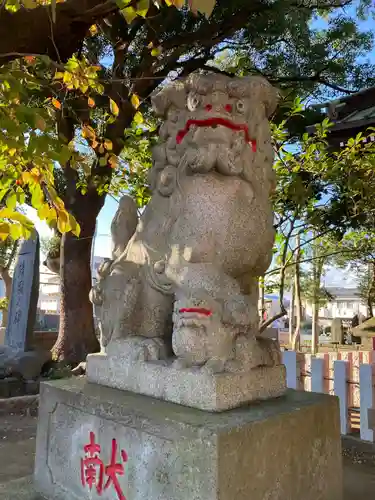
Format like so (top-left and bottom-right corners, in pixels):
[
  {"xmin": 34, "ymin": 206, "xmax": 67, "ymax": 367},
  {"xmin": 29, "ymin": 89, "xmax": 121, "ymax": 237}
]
[
  {"xmin": 176, "ymin": 118, "xmax": 257, "ymax": 152},
  {"xmin": 179, "ymin": 307, "xmax": 212, "ymax": 316}
]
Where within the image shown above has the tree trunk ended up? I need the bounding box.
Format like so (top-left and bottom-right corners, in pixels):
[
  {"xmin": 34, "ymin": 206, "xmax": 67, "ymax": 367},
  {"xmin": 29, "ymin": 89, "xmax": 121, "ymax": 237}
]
[
  {"xmin": 311, "ymin": 236, "xmax": 325, "ymax": 355},
  {"xmin": 258, "ymin": 276, "xmax": 265, "ymax": 320},
  {"xmin": 289, "ymin": 279, "xmax": 295, "ymax": 345},
  {"xmin": 367, "ymin": 296, "xmax": 374, "ymax": 318},
  {"xmin": 51, "ymin": 193, "xmax": 101, "ymax": 364},
  {"xmin": 0, "ymin": 268, "xmax": 12, "ymax": 328},
  {"xmin": 291, "ymin": 234, "xmax": 302, "ymax": 351}
]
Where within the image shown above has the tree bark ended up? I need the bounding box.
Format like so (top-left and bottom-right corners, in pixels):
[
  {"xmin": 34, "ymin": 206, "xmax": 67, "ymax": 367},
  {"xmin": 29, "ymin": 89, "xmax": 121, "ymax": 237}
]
[
  {"xmin": 51, "ymin": 192, "xmax": 101, "ymax": 364},
  {"xmin": 258, "ymin": 276, "xmax": 265, "ymax": 320},
  {"xmin": 288, "ymin": 279, "xmax": 295, "ymax": 345},
  {"xmin": 292, "ymin": 234, "xmax": 302, "ymax": 351},
  {"xmin": 311, "ymin": 237, "xmax": 319, "ymax": 355},
  {"xmin": 0, "ymin": 0, "xmax": 118, "ymax": 65},
  {"xmin": 51, "ymin": 99, "xmax": 132, "ymax": 364},
  {"xmin": 0, "ymin": 268, "xmax": 12, "ymax": 328}
]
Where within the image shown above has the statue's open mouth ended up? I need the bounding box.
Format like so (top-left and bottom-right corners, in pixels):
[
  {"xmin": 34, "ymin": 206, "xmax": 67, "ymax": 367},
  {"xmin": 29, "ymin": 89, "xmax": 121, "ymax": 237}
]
[
  {"xmin": 179, "ymin": 307, "xmax": 212, "ymax": 316},
  {"xmin": 176, "ymin": 118, "xmax": 257, "ymax": 152}
]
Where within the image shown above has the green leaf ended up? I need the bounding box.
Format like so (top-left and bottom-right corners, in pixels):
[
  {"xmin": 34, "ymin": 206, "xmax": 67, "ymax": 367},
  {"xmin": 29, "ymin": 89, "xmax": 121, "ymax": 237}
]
[
  {"xmin": 6, "ymin": 192, "xmax": 17, "ymax": 210},
  {"xmin": 121, "ymin": 6, "xmax": 137, "ymax": 23},
  {"xmin": 135, "ymin": 0, "xmax": 149, "ymax": 17},
  {"xmin": 133, "ymin": 111, "xmax": 144, "ymax": 124},
  {"xmin": 30, "ymin": 183, "xmax": 44, "ymax": 208}
]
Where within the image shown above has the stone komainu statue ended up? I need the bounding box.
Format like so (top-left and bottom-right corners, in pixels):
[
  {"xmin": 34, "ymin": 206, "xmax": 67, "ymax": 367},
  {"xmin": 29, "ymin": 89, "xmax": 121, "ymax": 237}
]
[{"xmin": 90, "ymin": 73, "xmax": 282, "ymax": 374}]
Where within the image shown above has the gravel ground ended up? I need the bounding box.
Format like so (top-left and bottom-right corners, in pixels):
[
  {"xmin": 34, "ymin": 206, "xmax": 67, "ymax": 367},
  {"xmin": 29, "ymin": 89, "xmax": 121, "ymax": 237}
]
[{"xmin": 1, "ymin": 414, "xmax": 375, "ymax": 498}]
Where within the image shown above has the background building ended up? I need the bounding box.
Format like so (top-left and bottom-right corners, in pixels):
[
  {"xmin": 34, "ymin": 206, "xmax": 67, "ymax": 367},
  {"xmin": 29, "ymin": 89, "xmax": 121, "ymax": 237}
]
[{"xmin": 304, "ymin": 287, "xmax": 367, "ymax": 326}]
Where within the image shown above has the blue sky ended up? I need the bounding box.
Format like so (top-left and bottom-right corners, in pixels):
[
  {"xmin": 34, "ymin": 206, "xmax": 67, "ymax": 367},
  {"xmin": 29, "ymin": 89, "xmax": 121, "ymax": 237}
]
[{"xmin": 27, "ymin": 4, "xmax": 375, "ymax": 286}]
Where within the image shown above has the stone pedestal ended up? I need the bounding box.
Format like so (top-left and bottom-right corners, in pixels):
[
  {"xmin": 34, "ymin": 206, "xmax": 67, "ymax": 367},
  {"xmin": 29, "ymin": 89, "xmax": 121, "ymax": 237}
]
[
  {"xmin": 86, "ymin": 353, "xmax": 286, "ymax": 412},
  {"xmin": 34, "ymin": 378, "xmax": 342, "ymax": 500}
]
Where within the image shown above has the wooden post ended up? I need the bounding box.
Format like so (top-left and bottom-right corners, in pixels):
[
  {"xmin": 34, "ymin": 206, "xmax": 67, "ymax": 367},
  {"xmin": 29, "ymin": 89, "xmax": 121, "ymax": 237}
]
[
  {"xmin": 334, "ymin": 360, "xmax": 349, "ymax": 435},
  {"xmin": 311, "ymin": 357, "xmax": 325, "ymax": 393},
  {"xmin": 360, "ymin": 364, "xmax": 375, "ymax": 442},
  {"xmin": 282, "ymin": 351, "xmax": 299, "ymax": 389}
]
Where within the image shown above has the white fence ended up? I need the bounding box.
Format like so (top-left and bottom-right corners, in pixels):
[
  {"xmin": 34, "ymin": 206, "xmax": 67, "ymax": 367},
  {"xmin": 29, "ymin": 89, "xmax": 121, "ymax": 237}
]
[{"xmin": 282, "ymin": 351, "xmax": 375, "ymax": 442}]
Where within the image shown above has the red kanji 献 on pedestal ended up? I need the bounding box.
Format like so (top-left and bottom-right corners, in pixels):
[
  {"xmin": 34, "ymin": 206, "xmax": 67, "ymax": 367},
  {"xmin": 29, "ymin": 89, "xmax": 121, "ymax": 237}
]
[
  {"xmin": 104, "ymin": 438, "xmax": 128, "ymax": 500},
  {"xmin": 81, "ymin": 431, "xmax": 104, "ymax": 494},
  {"xmin": 81, "ymin": 432, "xmax": 128, "ymax": 500}
]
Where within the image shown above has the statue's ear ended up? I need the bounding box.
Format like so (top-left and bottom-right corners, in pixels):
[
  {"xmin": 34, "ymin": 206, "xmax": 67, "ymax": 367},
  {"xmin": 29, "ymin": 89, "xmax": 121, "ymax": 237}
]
[
  {"xmin": 151, "ymin": 81, "xmax": 187, "ymax": 117},
  {"xmin": 246, "ymin": 76, "xmax": 280, "ymax": 118}
]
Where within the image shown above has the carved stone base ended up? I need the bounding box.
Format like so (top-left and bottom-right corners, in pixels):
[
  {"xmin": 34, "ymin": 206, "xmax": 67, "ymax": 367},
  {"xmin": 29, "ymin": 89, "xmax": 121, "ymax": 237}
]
[
  {"xmin": 34, "ymin": 379, "xmax": 343, "ymax": 500},
  {"xmin": 86, "ymin": 353, "xmax": 286, "ymax": 411}
]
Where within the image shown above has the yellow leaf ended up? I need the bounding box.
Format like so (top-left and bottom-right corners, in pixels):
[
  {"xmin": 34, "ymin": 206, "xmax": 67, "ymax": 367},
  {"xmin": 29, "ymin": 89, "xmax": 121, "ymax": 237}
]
[
  {"xmin": 37, "ymin": 203, "xmax": 51, "ymax": 220},
  {"xmin": 135, "ymin": 0, "xmax": 149, "ymax": 17},
  {"xmin": 9, "ymin": 223, "xmax": 23, "ymax": 240},
  {"xmin": 8, "ymin": 148, "xmax": 16, "ymax": 157},
  {"xmin": 88, "ymin": 97, "xmax": 95, "ymax": 108},
  {"xmin": 22, "ymin": 0, "xmax": 38, "ymax": 9},
  {"xmin": 52, "ymin": 98, "xmax": 62, "ymax": 110},
  {"xmin": 0, "ymin": 208, "xmax": 33, "ymax": 228},
  {"xmin": 57, "ymin": 210, "xmax": 71, "ymax": 234},
  {"xmin": 54, "ymin": 72, "xmax": 64, "ymax": 80},
  {"xmin": 63, "ymin": 72, "xmax": 72, "ymax": 83},
  {"xmin": 133, "ymin": 111, "xmax": 144, "ymax": 124},
  {"xmin": 189, "ymin": 0, "xmax": 215, "ymax": 17},
  {"xmin": 170, "ymin": 0, "xmax": 184, "ymax": 7},
  {"xmin": 30, "ymin": 167, "xmax": 42, "ymax": 182},
  {"xmin": 82, "ymin": 125, "xmax": 96, "ymax": 140},
  {"xmin": 89, "ymin": 24, "xmax": 98, "ymax": 36},
  {"xmin": 131, "ymin": 94, "xmax": 140, "ymax": 109},
  {"xmin": 68, "ymin": 213, "xmax": 81, "ymax": 237},
  {"xmin": 122, "ymin": 6, "xmax": 137, "ymax": 23},
  {"xmin": 22, "ymin": 172, "xmax": 32, "ymax": 184},
  {"xmin": 109, "ymin": 98, "xmax": 119, "ymax": 116},
  {"xmin": 151, "ymin": 46, "xmax": 162, "ymax": 57},
  {"xmin": 0, "ymin": 223, "xmax": 10, "ymax": 241},
  {"xmin": 104, "ymin": 139, "xmax": 113, "ymax": 151}
]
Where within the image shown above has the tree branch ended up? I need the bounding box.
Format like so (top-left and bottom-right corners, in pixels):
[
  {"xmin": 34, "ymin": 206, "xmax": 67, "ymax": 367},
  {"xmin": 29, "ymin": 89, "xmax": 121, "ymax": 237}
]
[
  {"xmin": 0, "ymin": 0, "xmax": 119, "ymax": 65},
  {"xmin": 268, "ymin": 74, "xmax": 357, "ymax": 95}
]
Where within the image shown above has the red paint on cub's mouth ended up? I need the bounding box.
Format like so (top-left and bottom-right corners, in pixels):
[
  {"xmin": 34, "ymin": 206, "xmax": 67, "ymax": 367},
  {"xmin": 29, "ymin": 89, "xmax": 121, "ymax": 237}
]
[
  {"xmin": 176, "ymin": 117, "xmax": 257, "ymax": 152},
  {"xmin": 179, "ymin": 307, "xmax": 212, "ymax": 316}
]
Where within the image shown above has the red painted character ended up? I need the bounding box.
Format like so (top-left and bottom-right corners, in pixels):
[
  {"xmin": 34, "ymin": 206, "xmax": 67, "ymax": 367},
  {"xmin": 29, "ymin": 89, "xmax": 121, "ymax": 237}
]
[{"xmin": 81, "ymin": 432, "xmax": 128, "ymax": 500}]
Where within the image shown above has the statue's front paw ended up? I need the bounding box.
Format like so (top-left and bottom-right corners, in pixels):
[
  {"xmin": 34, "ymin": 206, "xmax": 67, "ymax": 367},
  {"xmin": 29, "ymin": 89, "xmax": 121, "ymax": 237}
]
[
  {"xmin": 172, "ymin": 358, "xmax": 192, "ymax": 370},
  {"xmin": 142, "ymin": 338, "xmax": 169, "ymax": 362},
  {"xmin": 201, "ymin": 358, "xmax": 226, "ymax": 374},
  {"xmin": 107, "ymin": 337, "xmax": 169, "ymax": 362},
  {"xmin": 89, "ymin": 286, "xmax": 103, "ymax": 306}
]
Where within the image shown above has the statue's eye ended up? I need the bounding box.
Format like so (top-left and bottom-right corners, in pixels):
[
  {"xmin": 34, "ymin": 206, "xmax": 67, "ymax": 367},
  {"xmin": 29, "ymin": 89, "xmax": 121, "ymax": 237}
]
[
  {"xmin": 236, "ymin": 100, "xmax": 245, "ymax": 113},
  {"xmin": 187, "ymin": 94, "xmax": 200, "ymax": 111}
]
